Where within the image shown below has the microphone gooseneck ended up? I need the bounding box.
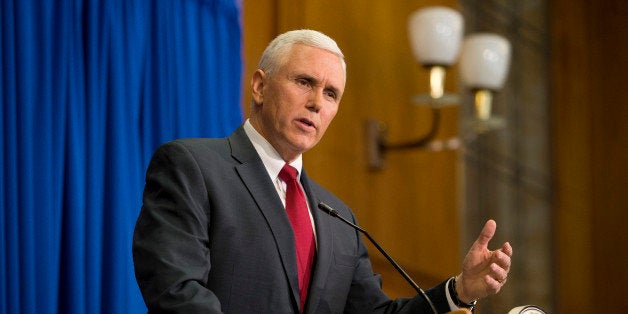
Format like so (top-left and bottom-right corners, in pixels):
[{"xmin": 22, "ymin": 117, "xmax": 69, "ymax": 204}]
[{"xmin": 317, "ymin": 202, "xmax": 438, "ymax": 314}]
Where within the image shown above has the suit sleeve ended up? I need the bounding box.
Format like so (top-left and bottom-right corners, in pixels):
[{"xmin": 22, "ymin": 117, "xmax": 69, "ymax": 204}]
[
  {"xmin": 132, "ymin": 142, "xmax": 221, "ymax": 313},
  {"xmin": 377, "ymin": 281, "xmax": 453, "ymax": 314}
]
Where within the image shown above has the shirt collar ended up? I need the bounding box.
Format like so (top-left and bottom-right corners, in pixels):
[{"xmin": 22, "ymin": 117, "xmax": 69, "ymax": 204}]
[{"xmin": 243, "ymin": 119, "xmax": 303, "ymax": 180}]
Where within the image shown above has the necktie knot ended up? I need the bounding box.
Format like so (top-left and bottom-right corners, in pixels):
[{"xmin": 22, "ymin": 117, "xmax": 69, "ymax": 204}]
[{"xmin": 279, "ymin": 164, "xmax": 298, "ymax": 183}]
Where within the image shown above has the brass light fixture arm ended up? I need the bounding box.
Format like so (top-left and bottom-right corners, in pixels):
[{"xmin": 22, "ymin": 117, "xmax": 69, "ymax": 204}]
[{"xmin": 366, "ymin": 107, "xmax": 442, "ymax": 170}]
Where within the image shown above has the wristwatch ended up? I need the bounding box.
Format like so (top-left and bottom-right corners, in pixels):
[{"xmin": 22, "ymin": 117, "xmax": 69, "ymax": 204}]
[{"xmin": 449, "ymin": 277, "xmax": 477, "ymax": 311}]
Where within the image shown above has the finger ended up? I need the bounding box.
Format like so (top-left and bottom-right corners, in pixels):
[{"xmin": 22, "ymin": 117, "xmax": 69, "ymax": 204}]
[
  {"xmin": 501, "ymin": 242, "xmax": 513, "ymax": 257},
  {"xmin": 489, "ymin": 262, "xmax": 509, "ymax": 283},
  {"xmin": 491, "ymin": 248, "xmax": 512, "ymax": 271},
  {"xmin": 473, "ymin": 219, "xmax": 496, "ymax": 249},
  {"xmin": 483, "ymin": 274, "xmax": 503, "ymax": 294}
]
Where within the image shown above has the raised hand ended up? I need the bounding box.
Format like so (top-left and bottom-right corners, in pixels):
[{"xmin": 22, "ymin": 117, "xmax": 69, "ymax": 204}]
[{"xmin": 456, "ymin": 219, "xmax": 513, "ymax": 303}]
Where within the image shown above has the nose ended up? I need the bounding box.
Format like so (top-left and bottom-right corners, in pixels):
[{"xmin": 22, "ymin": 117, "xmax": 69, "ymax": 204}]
[{"xmin": 306, "ymin": 88, "xmax": 323, "ymax": 113}]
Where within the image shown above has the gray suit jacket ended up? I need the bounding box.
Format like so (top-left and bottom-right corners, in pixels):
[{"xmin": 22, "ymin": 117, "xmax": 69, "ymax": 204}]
[{"xmin": 133, "ymin": 125, "xmax": 451, "ymax": 313}]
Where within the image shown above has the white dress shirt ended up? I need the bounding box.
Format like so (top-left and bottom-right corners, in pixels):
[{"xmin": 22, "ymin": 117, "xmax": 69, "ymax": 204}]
[{"xmin": 243, "ymin": 119, "xmax": 317, "ymax": 243}]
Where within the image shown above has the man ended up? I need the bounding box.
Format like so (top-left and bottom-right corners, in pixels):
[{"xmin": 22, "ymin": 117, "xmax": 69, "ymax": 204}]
[{"xmin": 133, "ymin": 29, "xmax": 512, "ymax": 313}]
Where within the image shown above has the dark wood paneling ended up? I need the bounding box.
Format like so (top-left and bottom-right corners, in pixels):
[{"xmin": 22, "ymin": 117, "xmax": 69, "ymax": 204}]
[{"xmin": 551, "ymin": 0, "xmax": 628, "ymax": 312}]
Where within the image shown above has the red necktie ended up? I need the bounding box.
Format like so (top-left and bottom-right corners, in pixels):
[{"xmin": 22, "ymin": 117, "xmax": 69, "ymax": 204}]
[{"xmin": 279, "ymin": 164, "xmax": 315, "ymax": 312}]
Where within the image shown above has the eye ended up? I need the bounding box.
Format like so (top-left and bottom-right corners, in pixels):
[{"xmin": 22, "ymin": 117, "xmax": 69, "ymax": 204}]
[
  {"xmin": 324, "ymin": 90, "xmax": 337, "ymax": 101},
  {"xmin": 295, "ymin": 78, "xmax": 311, "ymax": 88}
]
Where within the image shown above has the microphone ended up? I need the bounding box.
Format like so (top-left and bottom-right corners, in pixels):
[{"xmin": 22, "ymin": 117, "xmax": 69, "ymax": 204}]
[{"xmin": 317, "ymin": 202, "xmax": 438, "ymax": 314}]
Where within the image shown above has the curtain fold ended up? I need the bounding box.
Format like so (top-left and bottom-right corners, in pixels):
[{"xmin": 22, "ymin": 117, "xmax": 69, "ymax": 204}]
[{"xmin": 1, "ymin": 0, "xmax": 243, "ymax": 313}]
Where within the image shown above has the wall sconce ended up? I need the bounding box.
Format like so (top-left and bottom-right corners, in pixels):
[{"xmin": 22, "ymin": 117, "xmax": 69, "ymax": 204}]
[
  {"xmin": 459, "ymin": 33, "xmax": 512, "ymax": 132},
  {"xmin": 366, "ymin": 6, "xmax": 512, "ymax": 170}
]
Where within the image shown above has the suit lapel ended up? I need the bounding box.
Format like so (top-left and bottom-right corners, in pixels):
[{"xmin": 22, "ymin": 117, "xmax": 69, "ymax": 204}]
[
  {"xmin": 300, "ymin": 171, "xmax": 334, "ymax": 313},
  {"xmin": 228, "ymin": 126, "xmax": 301, "ymax": 311}
]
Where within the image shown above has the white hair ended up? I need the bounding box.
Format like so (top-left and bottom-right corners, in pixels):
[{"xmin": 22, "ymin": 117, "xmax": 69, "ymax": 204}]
[{"xmin": 257, "ymin": 29, "xmax": 346, "ymax": 77}]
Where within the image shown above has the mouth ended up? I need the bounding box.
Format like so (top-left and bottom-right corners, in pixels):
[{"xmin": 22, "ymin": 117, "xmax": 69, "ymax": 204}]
[{"xmin": 297, "ymin": 118, "xmax": 315, "ymax": 129}]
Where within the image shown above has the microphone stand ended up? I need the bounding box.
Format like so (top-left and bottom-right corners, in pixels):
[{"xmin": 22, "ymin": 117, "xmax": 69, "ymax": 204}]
[{"xmin": 318, "ymin": 202, "xmax": 438, "ymax": 314}]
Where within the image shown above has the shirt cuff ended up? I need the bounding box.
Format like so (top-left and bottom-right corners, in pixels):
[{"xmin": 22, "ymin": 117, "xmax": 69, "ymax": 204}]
[{"xmin": 445, "ymin": 277, "xmax": 462, "ymax": 311}]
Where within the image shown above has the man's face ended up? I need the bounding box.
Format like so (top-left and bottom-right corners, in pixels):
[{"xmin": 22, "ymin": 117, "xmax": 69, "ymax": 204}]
[{"xmin": 250, "ymin": 44, "xmax": 345, "ymax": 162}]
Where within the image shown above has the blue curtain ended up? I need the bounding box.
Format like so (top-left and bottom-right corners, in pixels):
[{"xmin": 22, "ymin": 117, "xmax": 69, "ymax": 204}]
[{"xmin": 0, "ymin": 0, "xmax": 243, "ymax": 313}]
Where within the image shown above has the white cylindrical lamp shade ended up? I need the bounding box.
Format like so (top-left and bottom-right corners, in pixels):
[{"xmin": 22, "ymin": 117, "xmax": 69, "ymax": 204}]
[
  {"xmin": 408, "ymin": 6, "xmax": 464, "ymax": 66},
  {"xmin": 459, "ymin": 34, "xmax": 512, "ymax": 90}
]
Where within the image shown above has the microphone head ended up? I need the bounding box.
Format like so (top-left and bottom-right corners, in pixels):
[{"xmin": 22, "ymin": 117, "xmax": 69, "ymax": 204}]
[{"xmin": 317, "ymin": 202, "xmax": 338, "ymax": 217}]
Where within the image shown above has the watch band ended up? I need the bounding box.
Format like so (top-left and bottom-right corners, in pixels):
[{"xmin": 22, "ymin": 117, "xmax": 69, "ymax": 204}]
[{"xmin": 449, "ymin": 277, "xmax": 477, "ymax": 311}]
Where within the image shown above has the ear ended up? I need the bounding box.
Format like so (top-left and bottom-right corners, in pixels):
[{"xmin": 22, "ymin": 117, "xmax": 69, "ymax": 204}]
[{"xmin": 251, "ymin": 69, "xmax": 265, "ymax": 106}]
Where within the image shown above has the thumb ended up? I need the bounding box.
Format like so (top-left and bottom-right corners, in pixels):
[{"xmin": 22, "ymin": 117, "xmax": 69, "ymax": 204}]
[{"xmin": 473, "ymin": 219, "xmax": 496, "ymax": 249}]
